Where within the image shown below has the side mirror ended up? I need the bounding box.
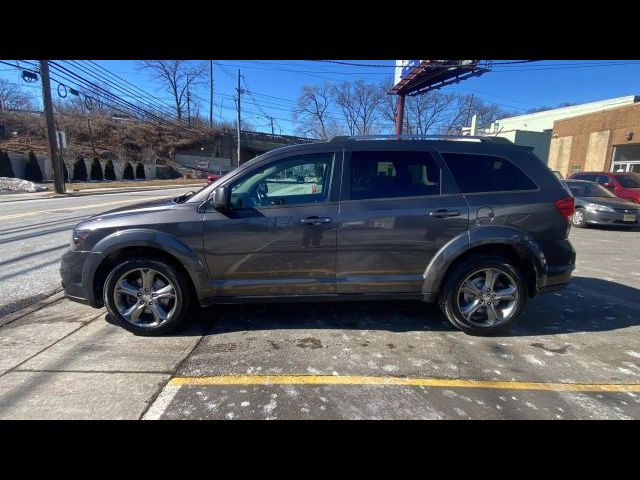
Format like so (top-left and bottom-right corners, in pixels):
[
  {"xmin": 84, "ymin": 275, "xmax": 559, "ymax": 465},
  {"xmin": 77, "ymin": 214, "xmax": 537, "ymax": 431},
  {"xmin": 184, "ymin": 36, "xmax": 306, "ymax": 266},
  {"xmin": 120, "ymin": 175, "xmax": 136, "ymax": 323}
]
[
  {"xmin": 212, "ymin": 187, "xmax": 228, "ymax": 210},
  {"xmin": 604, "ymin": 182, "xmax": 615, "ymax": 190}
]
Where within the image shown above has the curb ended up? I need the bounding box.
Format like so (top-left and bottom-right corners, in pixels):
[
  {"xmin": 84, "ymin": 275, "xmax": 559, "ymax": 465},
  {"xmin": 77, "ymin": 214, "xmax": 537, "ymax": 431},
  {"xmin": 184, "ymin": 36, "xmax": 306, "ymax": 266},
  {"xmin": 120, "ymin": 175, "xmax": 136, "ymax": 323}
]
[{"xmin": 0, "ymin": 288, "xmax": 65, "ymax": 328}]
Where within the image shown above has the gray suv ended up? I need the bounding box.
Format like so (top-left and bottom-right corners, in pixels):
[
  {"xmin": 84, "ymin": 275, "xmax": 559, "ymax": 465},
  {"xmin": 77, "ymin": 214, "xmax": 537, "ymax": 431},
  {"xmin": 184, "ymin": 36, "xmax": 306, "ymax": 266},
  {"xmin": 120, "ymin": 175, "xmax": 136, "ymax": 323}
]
[{"xmin": 60, "ymin": 136, "xmax": 576, "ymax": 336}]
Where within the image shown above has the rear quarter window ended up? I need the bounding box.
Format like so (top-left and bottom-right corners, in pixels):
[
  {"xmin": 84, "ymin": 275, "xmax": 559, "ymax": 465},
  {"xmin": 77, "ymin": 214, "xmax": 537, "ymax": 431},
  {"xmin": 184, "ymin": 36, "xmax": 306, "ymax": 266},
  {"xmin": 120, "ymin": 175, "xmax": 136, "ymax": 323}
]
[{"xmin": 441, "ymin": 152, "xmax": 537, "ymax": 193}]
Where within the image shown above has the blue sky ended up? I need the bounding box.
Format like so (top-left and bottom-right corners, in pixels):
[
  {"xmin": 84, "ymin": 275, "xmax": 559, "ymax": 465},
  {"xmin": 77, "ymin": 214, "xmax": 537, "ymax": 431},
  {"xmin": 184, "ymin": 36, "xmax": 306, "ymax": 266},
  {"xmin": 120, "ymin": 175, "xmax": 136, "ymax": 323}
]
[{"xmin": 3, "ymin": 60, "xmax": 640, "ymax": 136}]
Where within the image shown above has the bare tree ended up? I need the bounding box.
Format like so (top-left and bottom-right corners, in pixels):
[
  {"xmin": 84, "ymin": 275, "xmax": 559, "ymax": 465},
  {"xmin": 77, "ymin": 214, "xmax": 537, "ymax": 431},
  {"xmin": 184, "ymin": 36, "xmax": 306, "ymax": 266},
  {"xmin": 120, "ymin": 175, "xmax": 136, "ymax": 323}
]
[
  {"xmin": 137, "ymin": 61, "xmax": 207, "ymax": 123},
  {"xmin": 333, "ymin": 80, "xmax": 383, "ymax": 136},
  {"xmin": 406, "ymin": 92, "xmax": 456, "ymax": 135},
  {"xmin": 378, "ymin": 82, "xmax": 398, "ymax": 132},
  {"xmin": 442, "ymin": 95, "xmax": 513, "ymax": 134},
  {"xmin": 293, "ymin": 84, "xmax": 342, "ymax": 140},
  {"xmin": 0, "ymin": 79, "xmax": 33, "ymax": 111}
]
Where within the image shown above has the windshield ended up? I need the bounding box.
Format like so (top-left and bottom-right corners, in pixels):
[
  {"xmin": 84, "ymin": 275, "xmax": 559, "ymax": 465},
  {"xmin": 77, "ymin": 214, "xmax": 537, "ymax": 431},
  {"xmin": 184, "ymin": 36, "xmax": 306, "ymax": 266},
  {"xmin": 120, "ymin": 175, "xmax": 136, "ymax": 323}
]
[
  {"xmin": 617, "ymin": 174, "xmax": 640, "ymax": 188},
  {"xmin": 565, "ymin": 181, "xmax": 616, "ymax": 198}
]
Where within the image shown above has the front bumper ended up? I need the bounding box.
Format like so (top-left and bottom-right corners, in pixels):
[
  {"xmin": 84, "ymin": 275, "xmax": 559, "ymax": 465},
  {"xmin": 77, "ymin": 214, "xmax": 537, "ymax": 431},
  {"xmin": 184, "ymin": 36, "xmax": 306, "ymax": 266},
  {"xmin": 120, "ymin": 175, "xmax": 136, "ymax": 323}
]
[
  {"xmin": 60, "ymin": 249, "xmax": 102, "ymax": 308},
  {"xmin": 586, "ymin": 209, "xmax": 639, "ymax": 227}
]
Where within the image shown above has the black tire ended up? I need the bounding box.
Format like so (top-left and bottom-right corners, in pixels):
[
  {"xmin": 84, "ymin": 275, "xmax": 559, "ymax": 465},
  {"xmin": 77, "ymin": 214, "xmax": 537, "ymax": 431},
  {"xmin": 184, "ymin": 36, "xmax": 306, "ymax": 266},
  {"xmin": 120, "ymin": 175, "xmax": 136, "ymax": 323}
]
[
  {"xmin": 103, "ymin": 258, "xmax": 191, "ymax": 336},
  {"xmin": 438, "ymin": 255, "xmax": 528, "ymax": 336},
  {"xmin": 571, "ymin": 207, "xmax": 588, "ymax": 228}
]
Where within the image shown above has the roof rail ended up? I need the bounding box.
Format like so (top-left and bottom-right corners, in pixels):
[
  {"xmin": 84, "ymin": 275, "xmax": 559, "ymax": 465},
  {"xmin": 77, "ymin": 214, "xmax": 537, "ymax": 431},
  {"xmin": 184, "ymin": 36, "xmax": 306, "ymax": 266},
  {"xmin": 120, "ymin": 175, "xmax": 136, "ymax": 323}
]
[{"xmin": 328, "ymin": 134, "xmax": 513, "ymax": 144}]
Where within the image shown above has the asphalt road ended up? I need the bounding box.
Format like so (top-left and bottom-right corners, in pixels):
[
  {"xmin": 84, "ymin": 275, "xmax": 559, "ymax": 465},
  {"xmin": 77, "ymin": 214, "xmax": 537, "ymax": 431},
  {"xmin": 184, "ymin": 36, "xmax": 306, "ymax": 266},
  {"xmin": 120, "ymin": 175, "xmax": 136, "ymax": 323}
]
[{"xmin": 0, "ymin": 187, "xmax": 196, "ymax": 319}]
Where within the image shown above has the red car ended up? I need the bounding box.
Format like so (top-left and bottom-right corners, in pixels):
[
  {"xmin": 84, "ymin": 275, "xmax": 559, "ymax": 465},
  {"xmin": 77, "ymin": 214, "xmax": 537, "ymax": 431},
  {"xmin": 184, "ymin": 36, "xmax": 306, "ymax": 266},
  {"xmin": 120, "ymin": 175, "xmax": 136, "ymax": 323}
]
[
  {"xmin": 206, "ymin": 173, "xmax": 222, "ymax": 185},
  {"xmin": 568, "ymin": 171, "xmax": 640, "ymax": 204}
]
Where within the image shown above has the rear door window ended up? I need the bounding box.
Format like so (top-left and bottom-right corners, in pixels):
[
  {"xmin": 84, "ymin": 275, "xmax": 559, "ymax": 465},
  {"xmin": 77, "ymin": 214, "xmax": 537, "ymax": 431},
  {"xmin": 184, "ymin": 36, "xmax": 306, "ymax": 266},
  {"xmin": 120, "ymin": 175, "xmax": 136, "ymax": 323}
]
[
  {"xmin": 440, "ymin": 153, "xmax": 537, "ymax": 193},
  {"xmin": 349, "ymin": 151, "xmax": 441, "ymax": 200}
]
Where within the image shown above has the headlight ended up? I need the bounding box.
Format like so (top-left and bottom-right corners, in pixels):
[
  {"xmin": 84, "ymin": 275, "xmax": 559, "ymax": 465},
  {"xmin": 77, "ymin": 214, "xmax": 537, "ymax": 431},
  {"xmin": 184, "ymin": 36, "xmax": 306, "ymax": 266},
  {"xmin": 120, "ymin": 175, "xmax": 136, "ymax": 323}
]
[
  {"xmin": 586, "ymin": 204, "xmax": 614, "ymax": 213},
  {"xmin": 71, "ymin": 229, "xmax": 91, "ymax": 250}
]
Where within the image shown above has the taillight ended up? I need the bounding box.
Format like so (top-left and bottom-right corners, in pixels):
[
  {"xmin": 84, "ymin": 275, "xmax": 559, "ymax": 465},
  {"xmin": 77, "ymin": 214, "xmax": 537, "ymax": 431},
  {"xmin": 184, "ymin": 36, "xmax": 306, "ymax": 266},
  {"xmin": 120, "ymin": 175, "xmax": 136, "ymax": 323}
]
[{"xmin": 554, "ymin": 196, "xmax": 575, "ymax": 219}]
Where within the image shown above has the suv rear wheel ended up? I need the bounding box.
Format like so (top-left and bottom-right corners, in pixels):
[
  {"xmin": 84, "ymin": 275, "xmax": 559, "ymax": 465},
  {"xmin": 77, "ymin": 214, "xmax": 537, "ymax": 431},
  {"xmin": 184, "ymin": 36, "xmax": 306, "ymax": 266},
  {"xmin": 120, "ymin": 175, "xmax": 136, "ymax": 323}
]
[
  {"xmin": 439, "ymin": 255, "xmax": 527, "ymax": 335},
  {"xmin": 104, "ymin": 258, "xmax": 191, "ymax": 336}
]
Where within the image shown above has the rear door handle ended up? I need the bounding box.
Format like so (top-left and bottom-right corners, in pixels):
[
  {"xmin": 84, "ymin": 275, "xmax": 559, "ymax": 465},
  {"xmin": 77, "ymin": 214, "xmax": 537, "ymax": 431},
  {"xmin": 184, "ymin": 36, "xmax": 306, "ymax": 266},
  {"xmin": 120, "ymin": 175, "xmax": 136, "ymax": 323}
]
[
  {"xmin": 429, "ymin": 209, "xmax": 461, "ymax": 218},
  {"xmin": 301, "ymin": 216, "xmax": 332, "ymax": 225}
]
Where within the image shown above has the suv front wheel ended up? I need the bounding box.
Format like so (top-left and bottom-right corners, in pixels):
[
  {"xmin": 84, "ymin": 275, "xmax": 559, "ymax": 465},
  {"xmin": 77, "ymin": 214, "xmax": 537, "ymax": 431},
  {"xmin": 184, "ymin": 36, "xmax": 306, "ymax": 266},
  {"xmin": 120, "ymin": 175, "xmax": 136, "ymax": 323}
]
[
  {"xmin": 439, "ymin": 255, "xmax": 527, "ymax": 335},
  {"xmin": 104, "ymin": 258, "xmax": 191, "ymax": 336}
]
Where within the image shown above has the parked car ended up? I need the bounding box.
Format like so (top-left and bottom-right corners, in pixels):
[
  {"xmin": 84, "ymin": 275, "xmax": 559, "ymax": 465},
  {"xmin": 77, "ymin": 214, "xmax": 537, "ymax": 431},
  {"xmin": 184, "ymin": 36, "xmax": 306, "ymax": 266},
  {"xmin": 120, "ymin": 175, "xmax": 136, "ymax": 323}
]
[
  {"xmin": 60, "ymin": 136, "xmax": 576, "ymax": 336},
  {"xmin": 568, "ymin": 171, "xmax": 640, "ymax": 204},
  {"xmin": 563, "ymin": 179, "xmax": 639, "ymax": 228},
  {"xmin": 206, "ymin": 173, "xmax": 222, "ymax": 185}
]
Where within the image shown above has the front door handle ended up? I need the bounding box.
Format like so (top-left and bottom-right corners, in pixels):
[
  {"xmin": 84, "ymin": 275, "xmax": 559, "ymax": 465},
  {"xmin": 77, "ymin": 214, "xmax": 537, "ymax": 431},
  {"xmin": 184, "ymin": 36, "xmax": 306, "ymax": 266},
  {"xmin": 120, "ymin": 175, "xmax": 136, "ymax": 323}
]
[
  {"xmin": 301, "ymin": 216, "xmax": 332, "ymax": 225},
  {"xmin": 429, "ymin": 209, "xmax": 461, "ymax": 218}
]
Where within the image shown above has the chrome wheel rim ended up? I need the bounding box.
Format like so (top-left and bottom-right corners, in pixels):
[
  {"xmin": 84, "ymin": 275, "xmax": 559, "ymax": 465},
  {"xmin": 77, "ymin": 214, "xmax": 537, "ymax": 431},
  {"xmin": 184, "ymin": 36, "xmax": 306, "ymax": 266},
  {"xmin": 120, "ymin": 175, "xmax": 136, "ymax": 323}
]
[
  {"xmin": 456, "ymin": 268, "xmax": 519, "ymax": 327},
  {"xmin": 113, "ymin": 268, "xmax": 178, "ymax": 328},
  {"xmin": 572, "ymin": 210, "xmax": 584, "ymax": 225}
]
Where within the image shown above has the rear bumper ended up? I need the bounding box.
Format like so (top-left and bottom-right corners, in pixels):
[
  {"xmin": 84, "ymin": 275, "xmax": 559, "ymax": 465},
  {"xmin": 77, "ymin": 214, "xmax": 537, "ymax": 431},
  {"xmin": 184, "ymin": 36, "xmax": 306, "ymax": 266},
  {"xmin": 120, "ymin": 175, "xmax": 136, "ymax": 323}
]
[
  {"xmin": 586, "ymin": 209, "xmax": 639, "ymax": 227},
  {"xmin": 535, "ymin": 239, "xmax": 575, "ymax": 296}
]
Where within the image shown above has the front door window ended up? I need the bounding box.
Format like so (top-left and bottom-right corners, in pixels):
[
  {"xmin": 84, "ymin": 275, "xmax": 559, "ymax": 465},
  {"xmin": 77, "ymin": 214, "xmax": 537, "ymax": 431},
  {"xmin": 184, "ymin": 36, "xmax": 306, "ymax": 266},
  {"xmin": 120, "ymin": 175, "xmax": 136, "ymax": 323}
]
[{"xmin": 230, "ymin": 154, "xmax": 333, "ymax": 209}]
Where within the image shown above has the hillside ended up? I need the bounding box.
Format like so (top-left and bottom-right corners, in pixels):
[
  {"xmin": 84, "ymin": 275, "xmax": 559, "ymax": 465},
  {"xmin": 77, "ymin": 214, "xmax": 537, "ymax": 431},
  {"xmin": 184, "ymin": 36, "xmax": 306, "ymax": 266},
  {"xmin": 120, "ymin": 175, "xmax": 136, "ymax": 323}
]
[{"xmin": 0, "ymin": 110, "xmax": 234, "ymax": 164}]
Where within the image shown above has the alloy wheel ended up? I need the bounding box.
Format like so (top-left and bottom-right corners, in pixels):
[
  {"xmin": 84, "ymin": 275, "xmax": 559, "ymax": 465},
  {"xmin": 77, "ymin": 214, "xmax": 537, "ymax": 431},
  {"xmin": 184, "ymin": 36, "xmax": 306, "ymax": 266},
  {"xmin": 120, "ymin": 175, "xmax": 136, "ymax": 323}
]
[
  {"xmin": 113, "ymin": 268, "xmax": 178, "ymax": 327},
  {"xmin": 456, "ymin": 268, "xmax": 519, "ymax": 327}
]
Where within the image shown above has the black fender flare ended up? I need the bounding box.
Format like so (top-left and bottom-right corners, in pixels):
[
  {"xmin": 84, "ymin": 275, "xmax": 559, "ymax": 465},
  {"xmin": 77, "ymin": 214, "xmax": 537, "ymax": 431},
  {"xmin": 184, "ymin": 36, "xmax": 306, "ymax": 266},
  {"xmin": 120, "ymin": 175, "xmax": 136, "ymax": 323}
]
[
  {"xmin": 82, "ymin": 229, "xmax": 213, "ymax": 305},
  {"xmin": 421, "ymin": 226, "xmax": 546, "ymax": 300}
]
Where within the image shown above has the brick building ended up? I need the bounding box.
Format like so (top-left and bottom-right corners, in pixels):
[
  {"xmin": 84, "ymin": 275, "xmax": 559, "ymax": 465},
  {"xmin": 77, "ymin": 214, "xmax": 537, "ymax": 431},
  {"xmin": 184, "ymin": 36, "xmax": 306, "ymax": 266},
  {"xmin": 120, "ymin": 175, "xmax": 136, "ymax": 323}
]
[{"xmin": 548, "ymin": 102, "xmax": 640, "ymax": 177}]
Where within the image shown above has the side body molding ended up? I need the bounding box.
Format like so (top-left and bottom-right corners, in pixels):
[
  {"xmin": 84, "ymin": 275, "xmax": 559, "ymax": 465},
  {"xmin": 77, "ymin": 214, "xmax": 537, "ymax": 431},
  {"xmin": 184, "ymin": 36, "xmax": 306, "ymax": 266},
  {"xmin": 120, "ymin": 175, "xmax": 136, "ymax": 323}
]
[
  {"xmin": 421, "ymin": 225, "xmax": 547, "ymax": 301},
  {"xmin": 84, "ymin": 229, "xmax": 213, "ymax": 305}
]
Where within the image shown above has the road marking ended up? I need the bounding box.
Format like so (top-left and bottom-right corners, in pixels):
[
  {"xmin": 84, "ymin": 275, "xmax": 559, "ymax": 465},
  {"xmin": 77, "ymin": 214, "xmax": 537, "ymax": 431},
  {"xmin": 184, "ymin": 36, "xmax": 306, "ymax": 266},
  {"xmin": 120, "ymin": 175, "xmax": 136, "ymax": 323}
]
[
  {"xmin": 142, "ymin": 384, "xmax": 181, "ymax": 420},
  {"xmin": 0, "ymin": 195, "xmax": 169, "ymax": 222},
  {"xmin": 168, "ymin": 375, "xmax": 640, "ymax": 393}
]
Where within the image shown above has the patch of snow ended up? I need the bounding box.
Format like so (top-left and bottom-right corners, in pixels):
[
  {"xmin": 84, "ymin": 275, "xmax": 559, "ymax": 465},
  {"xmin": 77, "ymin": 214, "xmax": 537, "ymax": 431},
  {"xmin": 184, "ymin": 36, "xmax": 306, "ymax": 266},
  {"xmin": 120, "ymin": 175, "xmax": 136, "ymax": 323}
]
[
  {"xmin": 0, "ymin": 177, "xmax": 47, "ymax": 192},
  {"xmin": 263, "ymin": 398, "xmax": 277, "ymax": 415},
  {"xmin": 523, "ymin": 354, "xmax": 546, "ymax": 367}
]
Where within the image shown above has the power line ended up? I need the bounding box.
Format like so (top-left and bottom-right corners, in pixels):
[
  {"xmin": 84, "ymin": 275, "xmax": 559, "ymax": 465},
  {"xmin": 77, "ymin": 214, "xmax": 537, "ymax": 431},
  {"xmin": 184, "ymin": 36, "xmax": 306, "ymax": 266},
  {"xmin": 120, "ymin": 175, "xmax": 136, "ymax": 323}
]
[{"xmin": 47, "ymin": 61, "xmax": 208, "ymax": 139}]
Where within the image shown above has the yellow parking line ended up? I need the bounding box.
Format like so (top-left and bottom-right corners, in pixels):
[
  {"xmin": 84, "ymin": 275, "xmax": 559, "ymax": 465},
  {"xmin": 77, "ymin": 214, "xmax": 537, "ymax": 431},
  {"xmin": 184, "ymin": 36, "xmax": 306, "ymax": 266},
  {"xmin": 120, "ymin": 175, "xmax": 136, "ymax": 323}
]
[
  {"xmin": 0, "ymin": 196, "xmax": 168, "ymax": 222},
  {"xmin": 168, "ymin": 375, "xmax": 640, "ymax": 393}
]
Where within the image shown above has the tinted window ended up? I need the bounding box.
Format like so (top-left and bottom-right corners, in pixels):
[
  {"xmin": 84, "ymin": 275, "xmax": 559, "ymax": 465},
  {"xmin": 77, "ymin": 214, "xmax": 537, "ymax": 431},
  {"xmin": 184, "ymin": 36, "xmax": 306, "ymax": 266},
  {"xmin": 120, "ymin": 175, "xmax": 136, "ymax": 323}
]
[
  {"xmin": 565, "ymin": 181, "xmax": 616, "ymax": 198},
  {"xmin": 573, "ymin": 174, "xmax": 598, "ymax": 182},
  {"xmin": 617, "ymin": 174, "xmax": 640, "ymax": 188},
  {"xmin": 596, "ymin": 175, "xmax": 610, "ymax": 185},
  {"xmin": 349, "ymin": 151, "xmax": 440, "ymax": 200},
  {"xmin": 230, "ymin": 153, "xmax": 333, "ymax": 209},
  {"xmin": 441, "ymin": 153, "xmax": 537, "ymax": 193}
]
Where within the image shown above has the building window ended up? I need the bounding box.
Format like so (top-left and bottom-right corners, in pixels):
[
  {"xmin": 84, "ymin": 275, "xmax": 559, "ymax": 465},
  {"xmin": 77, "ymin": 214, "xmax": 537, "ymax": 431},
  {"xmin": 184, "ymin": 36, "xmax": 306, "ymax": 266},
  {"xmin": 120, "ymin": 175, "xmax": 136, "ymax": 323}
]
[{"xmin": 571, "ymin": 165, "xmax": 582, "ymax": 174}]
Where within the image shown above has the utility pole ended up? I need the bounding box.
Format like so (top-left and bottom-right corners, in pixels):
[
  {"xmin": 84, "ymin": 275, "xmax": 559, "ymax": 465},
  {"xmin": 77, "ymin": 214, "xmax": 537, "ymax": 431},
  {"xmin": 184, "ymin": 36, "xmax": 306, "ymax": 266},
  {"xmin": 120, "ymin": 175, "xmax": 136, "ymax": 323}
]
[
  {"xmin": 186, "ymin": 73, "xmax": 192, "ymax": 128},
  {"xmin": 466, "ymin": 93, "xmax": 475, "ymax": 127},
  {"xmin": 39, "ymin": 60, "xmax": 65, "ymax": 194},
  {"xmin": 268, "ymin": 116, "xmax": 275, "ymax": 135},
  {"xmin": 395, "ymin": 93, "xmax": 406, "ymax": 135},
  {"xmin": 236, "ymin": 69, "xmax": 242, "ymax": 167},
  {"xmin": 209, "ymin": 60, "xmax": 214, "ymax": 130}
]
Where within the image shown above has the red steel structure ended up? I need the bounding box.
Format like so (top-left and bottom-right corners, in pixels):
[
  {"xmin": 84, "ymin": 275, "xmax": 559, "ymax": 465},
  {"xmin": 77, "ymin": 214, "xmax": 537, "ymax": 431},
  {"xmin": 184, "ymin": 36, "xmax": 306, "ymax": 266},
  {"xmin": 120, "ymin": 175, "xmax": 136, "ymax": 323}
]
[{"xmin": 391, "ymin": 60, "xmax": 491, "ymax": 135}]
